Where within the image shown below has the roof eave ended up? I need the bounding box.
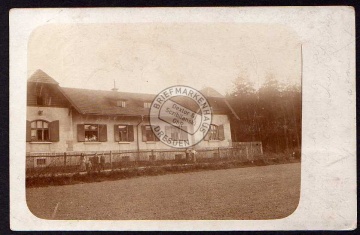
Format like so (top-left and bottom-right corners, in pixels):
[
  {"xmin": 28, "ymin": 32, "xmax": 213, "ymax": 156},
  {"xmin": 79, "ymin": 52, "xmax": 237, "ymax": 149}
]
[
  {"xmin": 56, "ymin": 86, "xmax": 84, "ymax": 115},
  {"xmin": 224, "ymin": 99, "xmax": 240, "ymax": 120}
]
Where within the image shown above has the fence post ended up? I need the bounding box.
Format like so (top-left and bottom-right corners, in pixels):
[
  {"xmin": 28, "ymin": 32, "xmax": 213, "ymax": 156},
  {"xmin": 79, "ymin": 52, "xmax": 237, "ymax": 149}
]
[
  {"xmin": 64, "ymin": 152, "xmax": 67, "ymax": 166},
  {"xmin": 218, "ymin": 147, "xmax": 220, "ymax": 159},
  {"xmin": 246, "ymin": 147, "xmax": 249, "ymax": 161},
  {"xmin": 110, "ymin": 151, "xmax": 112, "ymax": 169},
  {"xmin": 151, "ymin": 149, "xmax": 154, "ymax": 161}
]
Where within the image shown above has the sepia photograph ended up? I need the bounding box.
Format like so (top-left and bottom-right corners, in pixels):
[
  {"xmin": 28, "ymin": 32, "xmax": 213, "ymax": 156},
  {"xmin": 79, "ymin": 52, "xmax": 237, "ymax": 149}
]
[
  {"xmin": 25, "ymin": 23, "xmax": 302, "ymax": 220},
  {"xmin": 9, "ymin": 7, "xmax": 356, "ymax": 230}
]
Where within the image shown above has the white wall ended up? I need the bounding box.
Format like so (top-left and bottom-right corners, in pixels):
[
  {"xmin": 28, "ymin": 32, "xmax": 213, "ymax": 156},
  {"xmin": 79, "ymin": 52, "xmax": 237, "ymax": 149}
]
[
  {"xmin": 26, "ymin": 108, "xmax": 233, "ymax": 153},
  {"xmin": 26, "ymin": 106, "xmax": 72, "ymax": 153},
  {"xmin": 71, "ymin": 112, "xmax": 172, "ymax": 152},
  {"xmin": 195, "ymin": 114, "xmax": 232, "ymax": 149}
]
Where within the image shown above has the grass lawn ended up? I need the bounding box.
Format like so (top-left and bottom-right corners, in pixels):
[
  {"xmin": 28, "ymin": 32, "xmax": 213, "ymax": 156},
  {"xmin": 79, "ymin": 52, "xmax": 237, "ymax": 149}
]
[{"xmin": 26, "ymin": 163, "xmax": 300, "ymax": 220}]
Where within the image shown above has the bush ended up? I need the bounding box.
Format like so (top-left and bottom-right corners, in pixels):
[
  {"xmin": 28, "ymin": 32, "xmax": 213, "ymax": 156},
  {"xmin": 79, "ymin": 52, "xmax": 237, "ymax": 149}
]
[{"xmin": 26, "ymin": 154, "xmax": 300, "ymax": 188}]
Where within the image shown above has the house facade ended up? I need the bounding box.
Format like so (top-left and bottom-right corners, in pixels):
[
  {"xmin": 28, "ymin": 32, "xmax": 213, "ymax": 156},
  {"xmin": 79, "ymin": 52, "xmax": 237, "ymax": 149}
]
[{"xmin": 26, "ymin": 70, "xmax": 240, "ymax": 154}]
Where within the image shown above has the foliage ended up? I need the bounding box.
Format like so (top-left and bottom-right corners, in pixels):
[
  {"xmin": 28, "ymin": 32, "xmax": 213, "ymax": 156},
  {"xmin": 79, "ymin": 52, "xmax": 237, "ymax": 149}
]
[{"xmin": 227, "ymin": 74, "xmax": 301, "ymax": 153}]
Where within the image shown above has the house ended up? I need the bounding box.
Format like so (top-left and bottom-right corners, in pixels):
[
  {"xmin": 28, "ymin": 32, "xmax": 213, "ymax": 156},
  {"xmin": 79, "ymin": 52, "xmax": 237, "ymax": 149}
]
[{"xmin": 26, "ymin": 70, "xmax": 240, "ymax": 155}]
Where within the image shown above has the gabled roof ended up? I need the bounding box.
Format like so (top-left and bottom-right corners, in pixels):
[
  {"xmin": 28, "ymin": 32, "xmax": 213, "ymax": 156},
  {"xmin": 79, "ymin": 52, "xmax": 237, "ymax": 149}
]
[
  {"xmin": 60, "ymin": 87, "xmax": 155, "ymax": 116},
  {"xmin": 28, "ymin": 69, "xmax": 59, "ymax": 85},
  {"xmin": 200, "ymin": 87, "xmax": 240, "ymax": 120},
  {"xmin": 27, "ymin": 69, "xmax": 239, "ymax": 119},
  {"xmin": 61, "ymin": 87, "xmax": 239, "ymax": 118}
]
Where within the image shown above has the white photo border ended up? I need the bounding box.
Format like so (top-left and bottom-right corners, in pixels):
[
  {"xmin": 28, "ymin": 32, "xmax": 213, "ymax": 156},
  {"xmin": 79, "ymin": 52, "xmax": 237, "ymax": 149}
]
[{"xmin": 10, "ymin": 7, "xmax": 356, "ymax": 230}]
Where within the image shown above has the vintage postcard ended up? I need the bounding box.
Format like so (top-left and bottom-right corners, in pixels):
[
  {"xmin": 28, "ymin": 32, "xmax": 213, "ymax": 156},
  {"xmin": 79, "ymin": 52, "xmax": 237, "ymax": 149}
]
[{"xmin": 10, "ymin": 7, "xmax": 356, "ymax": 230}]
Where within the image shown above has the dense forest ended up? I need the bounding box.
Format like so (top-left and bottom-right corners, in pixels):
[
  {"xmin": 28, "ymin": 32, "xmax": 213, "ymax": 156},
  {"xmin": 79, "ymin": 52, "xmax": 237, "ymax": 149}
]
[{"xmin": 227, "ymin": 75, "xmax": 301, "ymax": 154}]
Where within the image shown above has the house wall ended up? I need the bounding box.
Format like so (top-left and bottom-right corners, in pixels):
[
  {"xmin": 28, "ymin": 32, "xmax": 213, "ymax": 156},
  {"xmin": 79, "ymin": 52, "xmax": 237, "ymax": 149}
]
[
  {"xmin": 71, "ymin": 112, "xmax": 232, "ymax": 152},
  {"xmin": 195, "ymin": 114, "xmax": 232, "ymax": 149},
  {"xmin": 26, "ymin": 108, "xmax": 233, "ymax": 153},
  {"xmin": 71, "ymin": 112, "xmax": 172, "ymax": 152},
  {"xmin": 26, "ymin": 106, "xmax": 72, "ymax": 153}
]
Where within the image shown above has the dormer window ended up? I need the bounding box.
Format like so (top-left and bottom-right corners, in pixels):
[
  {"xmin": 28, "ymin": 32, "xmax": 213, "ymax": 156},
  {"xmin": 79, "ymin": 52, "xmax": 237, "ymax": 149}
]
[
  {"xmin": 117, "ymin": 100, "xmax": 126, "ymax": 107},
  {"xmin": 144, "ymin": 102, "xmax": 151, "ymax": 108}
]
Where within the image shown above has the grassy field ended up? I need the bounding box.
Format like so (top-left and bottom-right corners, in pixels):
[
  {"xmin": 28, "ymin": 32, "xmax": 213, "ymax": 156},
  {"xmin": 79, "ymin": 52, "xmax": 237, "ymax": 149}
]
[{"xmin": 26, "ymin": 163, "xmax": 300, "ymax": 220}]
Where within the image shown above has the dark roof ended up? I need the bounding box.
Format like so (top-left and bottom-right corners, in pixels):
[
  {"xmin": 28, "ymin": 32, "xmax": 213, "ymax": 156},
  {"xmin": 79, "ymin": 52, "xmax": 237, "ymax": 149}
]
[
  {"xmin": 27, "ymin": 70, "xmax": 239, "ymax": 119},
  {"xmin": 28, "ymin": 69, "xmax": 59, "ymax": 85},
  {"xmin": 61, "ymin": 87, "xmax": 237, "ymax": 117},
  {"xmin": 61, "ymin": 87, "xmax": 155, "ymax": 116}
]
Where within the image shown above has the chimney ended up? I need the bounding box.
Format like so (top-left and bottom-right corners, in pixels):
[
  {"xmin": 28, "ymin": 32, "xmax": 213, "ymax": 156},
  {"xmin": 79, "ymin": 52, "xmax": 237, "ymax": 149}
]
[{"xmin": 111, "ymin": 80, "xmax": 118, "ymax": 92}]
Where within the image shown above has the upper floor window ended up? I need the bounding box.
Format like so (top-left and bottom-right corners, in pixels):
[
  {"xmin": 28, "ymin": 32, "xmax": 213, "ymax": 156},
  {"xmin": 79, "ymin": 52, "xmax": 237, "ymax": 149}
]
[
  {"xmin": 26, "ymin": 120, "xmax": 59, "ymax": 142},
  {"xmin": 37, "ymin": 95, "xmax": 44, "ymax": 105},
  {"xmin": 36, "ymin": 94, "xmax": 52, "ymax": 106},
  {"xmin": 144, "ymin": 102, "xmax": 152, "ymax": 108},
  {"xmin": 114, "ymin": 124, "xmax": 134, "ymax": 142},
  {"xmin": 117, "ymin": 100, "xmax": 126, "ymax": 107}
]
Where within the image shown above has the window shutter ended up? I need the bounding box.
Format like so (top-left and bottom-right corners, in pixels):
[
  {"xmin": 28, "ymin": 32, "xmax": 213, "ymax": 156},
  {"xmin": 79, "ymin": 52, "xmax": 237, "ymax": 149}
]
[
  {"xmin": 26, "ymin": 120, "xmax": 31, "ymax": 142},
  {"xmin": 77, "ymin": 124, "xmax": 85, "ymax": 142},
  {"xmin": 180, "ymin": 126, "xmax": 188, "ymax": 140},
  {"xmin": 99, "ymin": 124, "xmax": 107, "ymax": 142},
  {"xmin": 114, "ymin": 125, "xmax": 120, "ymax": 142},
  {"xmin": 152, "ymin": 125, "xmax": 160, "ymax": 141},
  {"xmin": 49, "ymin": 120, "xmax": 60, "ymax": 142},
  {"xmin": 141, "ymin": 125, "xmax": 147, "ymax": 142},
  {"xmin": 128, "ymin": 125, "xmax": 134, "ymax": 142},
  {"xmin": 218, "ymin": 124, "xmax": 225, "ymax": 141},
  {"xmin": 203, "ymin": 129, "xmax": 210, "ymax": 141}
]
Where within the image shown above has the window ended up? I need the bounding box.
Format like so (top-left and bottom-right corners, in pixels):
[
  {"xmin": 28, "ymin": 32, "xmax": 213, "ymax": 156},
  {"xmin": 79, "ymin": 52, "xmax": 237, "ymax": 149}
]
[
  {"xmin": 26, "ymin": 120, "xmax": 59, "ymax": 142},
  {"xmin": 30, "ymin": 120, "xmax": 49, "ymax": 141},
  {"xmin": 85, "ymin": 124, "xmax": 99, "ymax": 142},
  {"xmin": 36, "ymin": 158, "xmax": 46, "ymax": 165},
  {"xmin": 204, "ymin": 124, "xmax": 225, "ymax": 141},
  {"xmin": 144, "ymin": 102, "xmax": 152, "ymax": 108},
  {"xmin": 118, "ymin": 125, "xmax": 128, "ymax": 141},
  {"xmin": 35, "ymin": 85, "xmax": 52, "ymax": 106},
  {"xmin": 36, "ymin": 95, "xmax": 52, "ymax": 106},
  {"xmin": 37, "ymin": 95, "xmax": 44, "ymax": 105},
  {"xmin": 141, "ymin": 125, "xmax": 159, "ymax": 142},
  {"xmin": 145, "ymin": 125, "xmax": 156, "ymax": 141},
  {"xmin": 77, "ymin": 124, "xmax": 107, "ymax": 142},
  {"xmin": 114, "ymin": 125, "xmax": 134, "ymax": 142},
  {"xmin": 35, "ymin": 157, "xmax": 47, "ymax": 167},
  {"xmin": 122, "ymin": 156, "xmax": 130, "ymax": 161},
  {"xmin": 117, "ymin": 100, "xmax": 126, "ymax": 107},
  {"xmin": 209, "ymin": 124, "xmax": 219, "ymax": 140},
  {"xmin": 171, "ymin": 127, "xmax": 180, "ymax": 140}
]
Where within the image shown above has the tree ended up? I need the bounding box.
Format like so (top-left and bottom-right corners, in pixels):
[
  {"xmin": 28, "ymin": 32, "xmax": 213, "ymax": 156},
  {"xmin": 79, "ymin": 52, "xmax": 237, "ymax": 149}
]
[
  {"xmin": 227, "ymin": 73, "xmax": 301, "ymax": 153},
  {"xmin": 227, "ymin": 76, "xmax": 259, "ymax": 142}
]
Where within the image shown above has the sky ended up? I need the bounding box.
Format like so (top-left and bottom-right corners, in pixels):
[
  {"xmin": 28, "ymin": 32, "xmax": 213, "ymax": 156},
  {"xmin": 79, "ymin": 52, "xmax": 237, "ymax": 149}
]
[{"xmin": 28, "ymin": 23, "xmax": 301, "ymax": 95}]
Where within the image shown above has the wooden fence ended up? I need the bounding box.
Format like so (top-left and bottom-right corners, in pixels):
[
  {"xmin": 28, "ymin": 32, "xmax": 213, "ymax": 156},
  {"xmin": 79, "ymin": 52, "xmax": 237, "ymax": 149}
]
[{"xmin": 26, "ymin": 143, "xmax": 264, "ymax": 177}]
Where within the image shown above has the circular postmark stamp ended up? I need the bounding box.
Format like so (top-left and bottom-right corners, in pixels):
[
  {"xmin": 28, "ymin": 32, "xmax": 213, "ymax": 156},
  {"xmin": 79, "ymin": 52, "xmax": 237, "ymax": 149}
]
[{"xmin": 149, "ymin": 85, "xmax": 212, "ymax": 148}]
